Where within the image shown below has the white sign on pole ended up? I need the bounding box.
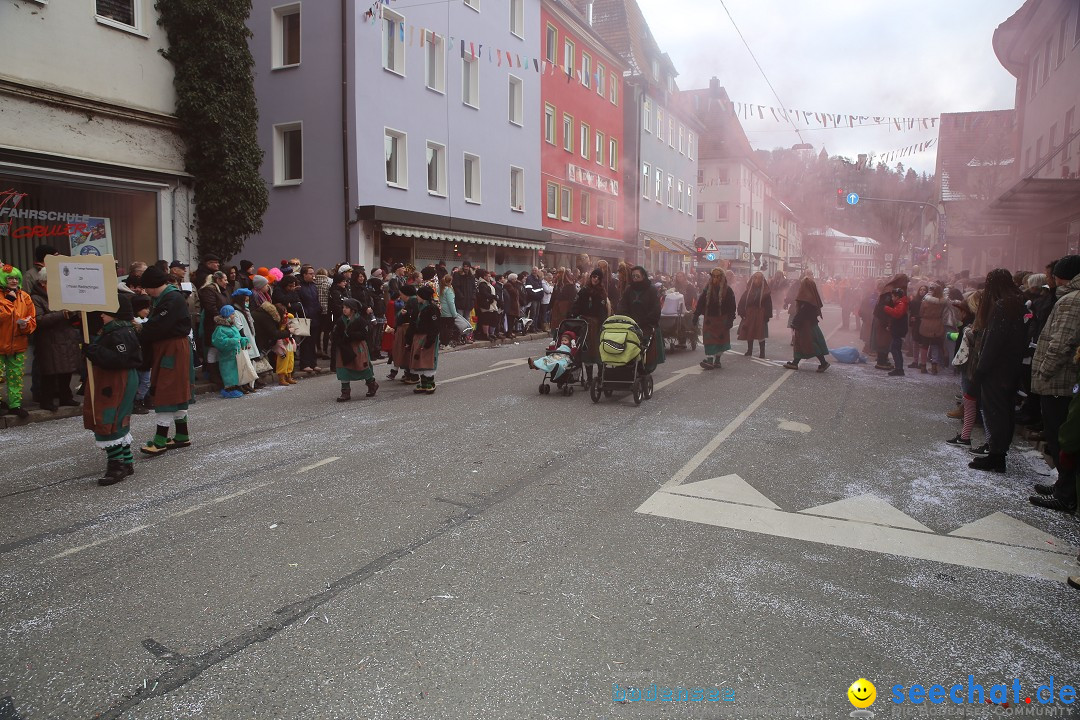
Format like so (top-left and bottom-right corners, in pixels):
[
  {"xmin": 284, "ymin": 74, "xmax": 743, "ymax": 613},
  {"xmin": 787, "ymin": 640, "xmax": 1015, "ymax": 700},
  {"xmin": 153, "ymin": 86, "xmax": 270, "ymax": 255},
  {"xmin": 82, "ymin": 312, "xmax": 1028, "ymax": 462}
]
[{"xmin": 44, "ymin": 254, "xmax": 119, "ymax": 313}]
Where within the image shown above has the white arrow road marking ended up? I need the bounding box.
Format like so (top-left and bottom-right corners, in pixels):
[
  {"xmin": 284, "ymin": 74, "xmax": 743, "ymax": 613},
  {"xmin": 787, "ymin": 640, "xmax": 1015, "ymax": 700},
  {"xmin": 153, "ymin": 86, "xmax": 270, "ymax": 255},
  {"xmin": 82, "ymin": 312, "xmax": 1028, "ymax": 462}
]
[
  {"xmin": 636, "ymin": 479, "xmax": 1078, "ymax": 582},
  {"xmin": 665, "ymin": 474, "xmax": 780, "ymax": 509},
  {"xmin": 442, "ymin": 357, "xmax": 531, "ymax": 384},
  {"xmin": 948, "ymin": 511, "xmax": 1075, "ymax": 552},
  {"xmin": 800, "ymin": 495, "xmax": 932, "ymax": 532},
  {"xmin": 777, "ymin": 420, "xmax": 812, "ymax": 433}
]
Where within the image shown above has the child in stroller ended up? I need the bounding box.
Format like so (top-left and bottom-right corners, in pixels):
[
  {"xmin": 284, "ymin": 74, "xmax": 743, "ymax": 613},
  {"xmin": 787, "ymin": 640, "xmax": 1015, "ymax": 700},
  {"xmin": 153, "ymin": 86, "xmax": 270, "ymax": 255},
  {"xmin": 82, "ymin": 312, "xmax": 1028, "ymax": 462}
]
[{"xmin": 529, "ymin": 329, "xmax": 582, "ymax": 394}]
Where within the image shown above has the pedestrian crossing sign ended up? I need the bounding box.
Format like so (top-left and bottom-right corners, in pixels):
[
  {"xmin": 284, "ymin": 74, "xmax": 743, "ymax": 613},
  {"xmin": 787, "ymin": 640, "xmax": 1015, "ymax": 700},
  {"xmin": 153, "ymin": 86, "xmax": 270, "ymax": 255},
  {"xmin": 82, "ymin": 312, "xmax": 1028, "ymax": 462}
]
[{"xmin": 703, "ymin": 240, "xmax": 718, "ymax": 253}]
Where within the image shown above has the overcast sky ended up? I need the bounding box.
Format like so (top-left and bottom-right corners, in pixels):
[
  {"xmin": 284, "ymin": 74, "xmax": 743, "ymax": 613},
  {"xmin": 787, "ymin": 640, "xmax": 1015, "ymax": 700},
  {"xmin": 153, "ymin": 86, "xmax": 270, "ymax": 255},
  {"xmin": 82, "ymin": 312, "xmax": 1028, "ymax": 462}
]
[{"xmin": 637, "ymin": 0, "xmax": 1020, "ymax": 175}]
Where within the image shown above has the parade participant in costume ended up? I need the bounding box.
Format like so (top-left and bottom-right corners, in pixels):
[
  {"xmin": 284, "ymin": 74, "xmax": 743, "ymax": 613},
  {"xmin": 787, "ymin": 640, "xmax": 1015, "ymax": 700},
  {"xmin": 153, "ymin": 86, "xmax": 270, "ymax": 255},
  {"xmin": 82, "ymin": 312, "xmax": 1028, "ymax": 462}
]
[
  {"xmin": 197, "ymin": 270, "xmax": 230, "ymax": 390},
  {"xmin": 30, "ymin": 268, "xmax": 82, "ymax": 411},
  {"xmin": 83, "ymin": 294, "xmax": 142, "ymax": 485},
  {"xmin": 527, "ymin": 331, "xmax": 578, "ymax": 380},
  {"xmin": 784, "ymin": 277, "xmax": 831, "ymax": 372},
  {"xmin": 0, "ymin": 265, "xmax": 36, "ymax": 418},
  {"xmin": 620, "ymin": 265, "xmax": 664, "ymax": 373},
  {"xmin": 274, "ymin": 304, "xmax": 298, "ymax": 385},
  {"xmin": 409, "ymin": 285, "xmax": 441, "ymax": 394},
  {"xmin": 137, "ymin": 266, "xmax": 194, "ymax": 455},
  {"xmin": 389, "ymin": 284, "xmax": 420, "ymax": 383},
  {"xmin": 693, "ymin": 268, "xmax": 737, "ymax": 370},
  {"xmin": 737, "ymin": 271, "xmax": 773, "ymax": 358},
  {"xmin": 570, "ymin": 268, "xmax": 610, "ymax": 384},
  {"xmin": 211, "ymin": 305, "xmax": 249, "ymax": 399},
  {"xmin": 332, "ymin": 298, "xmax": 378, "ymax": 402}
]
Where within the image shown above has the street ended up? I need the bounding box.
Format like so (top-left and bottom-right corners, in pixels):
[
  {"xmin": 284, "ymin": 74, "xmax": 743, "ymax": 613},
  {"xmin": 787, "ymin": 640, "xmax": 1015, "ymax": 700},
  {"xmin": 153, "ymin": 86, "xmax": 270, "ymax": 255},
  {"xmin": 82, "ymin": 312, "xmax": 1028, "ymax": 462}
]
[{"xmin": 2, "ymin": 306, "xmax": 1078, "ymax": 720}]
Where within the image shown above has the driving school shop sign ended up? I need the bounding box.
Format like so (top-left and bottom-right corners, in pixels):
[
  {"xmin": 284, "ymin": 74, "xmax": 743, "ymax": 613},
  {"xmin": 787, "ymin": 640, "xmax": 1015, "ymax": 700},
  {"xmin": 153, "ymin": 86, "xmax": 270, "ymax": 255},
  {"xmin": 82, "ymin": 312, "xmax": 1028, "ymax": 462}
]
[{"xmin": 0, "ymin": 188, "xmax": 114, "ymax": 257}]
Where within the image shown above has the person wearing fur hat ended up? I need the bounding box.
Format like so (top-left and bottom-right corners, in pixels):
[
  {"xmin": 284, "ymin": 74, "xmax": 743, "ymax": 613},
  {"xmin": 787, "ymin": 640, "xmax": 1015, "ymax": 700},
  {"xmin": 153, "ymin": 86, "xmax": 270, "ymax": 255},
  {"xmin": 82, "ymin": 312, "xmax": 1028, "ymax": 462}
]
[
  {"xmin": 83, "ymin": 294, "xmax": 142, "ymax": 485},
  {"xmin": 693, "ymin": 268, "xmax": 737, "ymax": 370},
  {"xmin": 388, "ymin": 283, "xmax": 419, "ymax": 383},
  {"xmin": 211, "ymin": 305, "xmax": 248, "ymax": 398},
  {"xmin": 332, "ymin": 298, "xmax": 378, "ymax": 401},
  {"xmin": 0, "ymin": 264, "xmax": 37, "ymax": 418},
  {"xmin": 783, "ymin": 277, "xmax": 831, "ymax": 372},
  {"xmin": 409, "ymin": 285, "xmax": 441, "ymax": 393},
  {"xmin": 137, "ymin": 266, "xmax": 195, "ymax": 455}
]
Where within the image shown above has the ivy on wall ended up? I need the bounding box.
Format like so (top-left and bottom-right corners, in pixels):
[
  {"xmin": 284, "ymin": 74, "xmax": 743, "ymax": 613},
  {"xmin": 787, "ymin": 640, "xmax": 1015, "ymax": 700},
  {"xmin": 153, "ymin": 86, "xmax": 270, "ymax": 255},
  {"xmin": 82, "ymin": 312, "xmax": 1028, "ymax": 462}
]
[{"xmin": 156, "ymin": 0, "xmax": 268, "ymax": 261}]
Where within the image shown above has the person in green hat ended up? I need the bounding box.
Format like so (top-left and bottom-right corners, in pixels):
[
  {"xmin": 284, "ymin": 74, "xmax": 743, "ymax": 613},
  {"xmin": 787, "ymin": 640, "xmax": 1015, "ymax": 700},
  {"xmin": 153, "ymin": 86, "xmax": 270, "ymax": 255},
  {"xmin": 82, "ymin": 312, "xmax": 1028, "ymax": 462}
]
[
  {"xmin": 1, "ymin": 264, "xmax": 37, "ymax": 418},
  {"xmin": 331, "ymin": 298, "xmax": 378, "ymax": 402}
]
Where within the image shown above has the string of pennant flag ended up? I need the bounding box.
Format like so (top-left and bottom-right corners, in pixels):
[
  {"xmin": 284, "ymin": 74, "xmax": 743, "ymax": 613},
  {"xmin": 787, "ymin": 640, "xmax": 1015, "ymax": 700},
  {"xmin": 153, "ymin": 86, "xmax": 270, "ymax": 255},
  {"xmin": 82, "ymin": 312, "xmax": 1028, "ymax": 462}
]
[
  {"xmin": 866, "ymin": 137, "xmax": 938, "ymax": 165},
  {"xmin": 731, "ymin": 102, "xmax": 938, "ymax": 132}
]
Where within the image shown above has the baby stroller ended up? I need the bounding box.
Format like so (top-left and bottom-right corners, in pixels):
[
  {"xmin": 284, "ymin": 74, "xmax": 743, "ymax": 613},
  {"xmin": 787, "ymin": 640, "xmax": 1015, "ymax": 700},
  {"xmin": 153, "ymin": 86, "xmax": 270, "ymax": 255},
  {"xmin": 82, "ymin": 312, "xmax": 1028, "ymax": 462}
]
[
  {"xmin": 537, "ymin": 318, "xmax": 589, "ymax": 396},
  {"xmin": 660, "ymin": 312, "xmax": 697, "ymax": 352},
  {"xmin": 452, "ymin": 314, "xmax": 474, "ymax": 346},
  {"xmin": 590, "ymin": 315, "xmax": 654, "ymax": 405}
]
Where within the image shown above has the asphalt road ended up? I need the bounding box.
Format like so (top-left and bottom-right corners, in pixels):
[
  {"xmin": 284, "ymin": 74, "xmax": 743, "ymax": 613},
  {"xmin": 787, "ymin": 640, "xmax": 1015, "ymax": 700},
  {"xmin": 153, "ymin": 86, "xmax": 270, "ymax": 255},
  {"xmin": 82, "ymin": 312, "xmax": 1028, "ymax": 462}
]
[{"xmin": 2, "ymin": 306, "xmax": 1078, "ymax": 720}]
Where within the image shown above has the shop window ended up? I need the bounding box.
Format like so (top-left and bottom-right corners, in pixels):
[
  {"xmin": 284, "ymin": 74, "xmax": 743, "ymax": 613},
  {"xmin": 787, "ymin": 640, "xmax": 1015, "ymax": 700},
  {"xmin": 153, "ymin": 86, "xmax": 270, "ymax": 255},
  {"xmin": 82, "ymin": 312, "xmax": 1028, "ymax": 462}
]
[
  {"xmin": 272, "ymin": 4, "xmax": 301, "ymax": 68},
  {"xmin": 382, "ymin": 9, "xmax": 405, "ymax": 75},
  {"xmin": 274, "ymin": 122, "xmax": 303, "ymax": 185}
]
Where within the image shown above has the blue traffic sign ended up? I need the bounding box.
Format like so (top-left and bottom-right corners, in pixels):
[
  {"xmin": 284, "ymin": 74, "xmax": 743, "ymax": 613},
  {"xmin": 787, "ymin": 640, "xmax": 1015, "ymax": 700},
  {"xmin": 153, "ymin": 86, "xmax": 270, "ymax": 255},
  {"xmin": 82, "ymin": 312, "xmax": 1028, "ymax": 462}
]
[
  {"xmin": 846, "ymin": 192, "xmax": 860, "ymax": 206},
  {"xmin": 705, "ymin": 253, "xmax": 716, "ymax": 262}
]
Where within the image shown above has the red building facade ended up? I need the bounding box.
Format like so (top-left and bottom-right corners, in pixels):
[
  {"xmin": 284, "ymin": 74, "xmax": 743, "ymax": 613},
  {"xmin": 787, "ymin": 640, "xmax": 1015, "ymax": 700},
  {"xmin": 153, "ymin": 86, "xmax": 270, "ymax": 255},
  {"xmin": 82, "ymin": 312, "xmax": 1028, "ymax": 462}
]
[{"xmin": 540, "ymin": 0, "xmax": 628, "ymax": 269}]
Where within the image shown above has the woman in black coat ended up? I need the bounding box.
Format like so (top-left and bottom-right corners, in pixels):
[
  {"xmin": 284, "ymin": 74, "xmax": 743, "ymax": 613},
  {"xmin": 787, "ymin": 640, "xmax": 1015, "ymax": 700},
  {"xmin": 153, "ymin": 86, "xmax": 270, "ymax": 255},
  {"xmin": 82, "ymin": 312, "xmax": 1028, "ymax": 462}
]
[
  {"xmin": 969, "ymin": 269, "xmax": 1028, "ymax": 473},
  {"xmin": 618, "ymin": 265, "xmax": 664, "ymax": 372},
  {"xmin": 570, "ymin": 268, "xmax": 610, "ymax": 380}
]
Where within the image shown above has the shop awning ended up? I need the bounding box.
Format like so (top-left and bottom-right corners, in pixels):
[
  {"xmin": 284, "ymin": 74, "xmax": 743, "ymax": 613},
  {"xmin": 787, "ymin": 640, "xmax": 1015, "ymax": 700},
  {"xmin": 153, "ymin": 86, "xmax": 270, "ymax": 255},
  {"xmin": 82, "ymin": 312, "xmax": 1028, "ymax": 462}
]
[
  {"xmin": 645, "ymin": 235, "xmax": 692, "ymax": 255},
  {"xmin": 985, "ymin": 178, "xmax": 1080, "ymax": 225},
  {"xmin": 382, "ymin": 223, "xmax": 545, "ymax": 251}
]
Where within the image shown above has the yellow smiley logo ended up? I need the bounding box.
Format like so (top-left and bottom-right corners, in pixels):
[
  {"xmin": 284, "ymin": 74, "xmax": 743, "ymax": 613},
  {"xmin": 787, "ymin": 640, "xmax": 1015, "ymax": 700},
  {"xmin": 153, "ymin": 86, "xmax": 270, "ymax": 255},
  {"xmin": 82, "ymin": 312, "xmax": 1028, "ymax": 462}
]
[{"xmin": 848, "ymin": 678, "xmax": 876, "ymax": 709}]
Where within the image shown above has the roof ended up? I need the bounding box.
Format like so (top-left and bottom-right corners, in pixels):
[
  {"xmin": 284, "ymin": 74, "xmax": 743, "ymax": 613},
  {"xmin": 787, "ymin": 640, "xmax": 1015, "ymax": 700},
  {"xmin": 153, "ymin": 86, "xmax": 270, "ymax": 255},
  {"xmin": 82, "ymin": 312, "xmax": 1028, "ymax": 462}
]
[
  {"xmin": 681, "ymin": 85, "xmax": 756, "ymax": 161},
  {"xmin": 574, "ymin": 0, "xmax": 675, "ymax": 83},
  {"xmin": 806, "ymin": 227, "xmax": 881, "ymax": 246},
  {"xmin": 544, "ymin": 0, "xmax": 628, "ymax": 69}
]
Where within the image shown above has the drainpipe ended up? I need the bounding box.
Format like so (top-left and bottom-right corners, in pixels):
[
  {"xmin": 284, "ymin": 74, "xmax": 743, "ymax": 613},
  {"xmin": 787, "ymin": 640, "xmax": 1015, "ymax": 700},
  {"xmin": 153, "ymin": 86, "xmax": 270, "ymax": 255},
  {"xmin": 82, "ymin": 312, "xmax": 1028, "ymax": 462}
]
[{"xmin": 341, "ymin": 0, "xmax": 353, "ymax": 263}]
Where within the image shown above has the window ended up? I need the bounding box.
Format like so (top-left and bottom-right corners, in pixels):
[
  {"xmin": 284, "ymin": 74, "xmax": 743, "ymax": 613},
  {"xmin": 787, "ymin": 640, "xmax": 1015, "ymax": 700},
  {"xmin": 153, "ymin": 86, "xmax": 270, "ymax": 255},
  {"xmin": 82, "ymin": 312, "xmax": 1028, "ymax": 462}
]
[
  {"xmin": 508, "ymin": 75, "xmax": 523, "ymax": 125},
  {"xmin": 581, "ymin": 53, "xmax": 591, "ymax": 88},
  {"xmin": 544, "ymin": 104, "xmax": 556, "ymax": 144},
  {"xmin": 545, "ymin": 24, "xmax": 558, "ymax": 63},
  {"xmin": 510, "ymin": 166, "xmax": 524, "ymax": 211},
  {"xmin": 274, "ymin": 122, "xmax": 303, "ymax": 185},
  {"xmin": 426, "ymin": 142, "xmax": 446, "ymax": 196},
  {"xmin": 1065, "ymin": 108, "xmax": 1075, "ymax": 161},
  {"xmin": 596, "ymin": 198, "xmax": 606, "ymax": 228},
  {"xmin": 563, "ymin": 39, "xmax": 575, "ymax": 74},
  {"xmin": 580, "ymin": 192, "xmax": 590, "ymax": 224},
  {"xmin": 608, "ymin": 138, "xmax": 617, "ymax": 171},
  {"xmin": 642, "ymin": 163, "xmax": 651, "ymax": 199},
  {"xmin": 580, "ymin": 123, "xmax": 590, "ymax": 160},
  {"xmin": 654, "ymin": 167, "xmax": 662, "ymax": 202},
  {"xmin": 462, "ymin": 55, "xmax": 479, "ymax": 108},
  {"xmin": 1030, "ymin": 57, "xmax": 1040, "ymax": 99},
  {"xmin": 464, "ymin": 0, "xmax": 479, "ymax": 10},
  {"xmin": 510, "ymin": 0, "xmax": 524, "ymax": 38},
  {"xmin": 651, "ymin": 59, "xmax": 660, "ymax": 80},
  {"xmin": 560, "ymin": 187, "xmax": 571, "ymax": 221},
  {"xmin": 95, "ymin": 0, "xmax": 138, "ymax": 30},
  {"xmin": 644, "ymin": 98, "xmax": 652, "ymax": 133},
  {"xmin": 687, "ymin": 184, "xmax": 692, "ymax": 214},
  {"xmin": 546, "ymin": 182, "xmax": 558, "ymax": 218},
  {"xmin": 563, "ymin": 114, "xmax": 574, "ymax": 153},
  {"xmin": 597, "ymin": 63, "xmax": 605, "ymax": 97},
  {"xmin": 609, "ymin": 75, "xmax": 617, "ymax": 105},
  {"xmin": 679, "ymin": 126, "xmax": 685, "ymax": 155},
  {"xmin": 463, "ymin": 154, "xmax": 481, "ymax": 203},
  {"xmin": 677, "ymin": 180, "xmax": 684, "ymax": 212},
  {"xmin": 1037, "ymin": 136, "xmax": 1044, "ymax": 161},
  {"xmin": 1059, "ymin": 15, "xmax": 1069, "ymax": 65},
  {"xmin": 688, "ymin": 132, "xmax": 695, "ymax": 160},
  {"xmin": 1043, "ymin": 36, "xmax": 1053, "ymax": 84},
  {"xmin": 669, "ymin": 117, "xmax": 675, "ymax": 147},
  {"xmin": 666, "ymin": 174, "xmax": 674, "ymax": 207},
  {"xmin": 382, "ymin": 9, "xmax": 405, "ymax": 75},
  {"xmin": 718, "ymin": 167, "xmax": 729, "ymax": 185},
  {"xmin": 656, "ymin": 108, "xmax": 664, "ymax": 142},
  {"xmin": 696, "ymin": 204, "xmax": 704, "ymax": 221},
  {"xmin": 606, "ymin": 199, "xmax": 616, "ymax": 230},
  {"xmin": 384, "ymin": 128, "xmax": 407, "ymax": 188},
  {"xmin": 595, "ymin": 131, "xmax": 604, "ymax": 166},
  {"xmin": 272, "ymin": 4, "xmax": 301, "ymax": 68},
  {"xmin": 697, "ymin": 168, "xmax": 704, "ymax": 184},
  {"xmin": 425, "ymin": 32, "xmax": 445, "ymax": 92}
]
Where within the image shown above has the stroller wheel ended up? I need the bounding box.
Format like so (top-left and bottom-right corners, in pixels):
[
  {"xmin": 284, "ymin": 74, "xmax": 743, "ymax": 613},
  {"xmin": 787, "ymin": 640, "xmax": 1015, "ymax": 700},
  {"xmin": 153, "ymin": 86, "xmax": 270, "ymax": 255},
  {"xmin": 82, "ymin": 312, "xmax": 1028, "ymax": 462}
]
[
  {"xmin": 590, "ymin": 380, "xmax": 602, "ymax": 403},
  {"xmin": 643, "ymin": 374, "xmax": 654, "ymax": 399},
  {"xmin": 632, "ymin": 379, "xmax": 644, "ymax": 405},
  {"xmin": 564, "ymin": 385, "xmax": 574, "ymax": 396},
  {"xmin": 539, "ymin": 383, "xmax": 549, "ymax": 395}
]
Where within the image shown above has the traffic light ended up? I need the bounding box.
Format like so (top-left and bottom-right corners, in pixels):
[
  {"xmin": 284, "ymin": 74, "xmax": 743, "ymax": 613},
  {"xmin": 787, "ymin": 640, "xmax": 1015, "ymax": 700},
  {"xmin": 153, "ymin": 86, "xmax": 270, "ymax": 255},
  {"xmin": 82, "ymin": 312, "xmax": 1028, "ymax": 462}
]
[
  {"xmin": 694, "ymin": 237, "xmax": 707, "ymax": 262},
  {"xmin": 836, "ymin": 188, "xmax": 845, "ymax": 208}
]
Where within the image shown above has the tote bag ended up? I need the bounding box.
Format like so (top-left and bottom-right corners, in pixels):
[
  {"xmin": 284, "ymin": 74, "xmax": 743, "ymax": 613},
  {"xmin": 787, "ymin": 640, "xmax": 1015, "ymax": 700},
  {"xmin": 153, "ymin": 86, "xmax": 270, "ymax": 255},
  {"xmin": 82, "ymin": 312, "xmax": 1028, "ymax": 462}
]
[{"xmin": 236, "ymin": 350, "xmax": 259, "ymax": 385}]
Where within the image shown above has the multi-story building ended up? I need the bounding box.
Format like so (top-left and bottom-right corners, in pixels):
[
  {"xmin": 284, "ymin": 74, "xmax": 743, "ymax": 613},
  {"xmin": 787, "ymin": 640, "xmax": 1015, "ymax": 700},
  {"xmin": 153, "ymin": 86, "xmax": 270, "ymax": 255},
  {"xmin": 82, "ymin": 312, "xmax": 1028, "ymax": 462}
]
[
  {"xmin": 803, "ymin": 228, "xmax": 881, "ymax": 279},
  {"xmin": 577, "ymin": 0, "xmax": 702, "ymax": 275},
  {"xmin": 686, "ymin": 81, "xmax": 780, "ymax": 275},
  {"xmin": 539, "ymin": 0, "xmax": 628, "ymax": 271},
  {"xmin": 0, "ymin": 0, "xmax": 196, "ymax": 270},
  {"xmin": 934, "ymin": 110, "xmax": 1016, "ymax": 277},
  {"xmin": 248, "ymin": 0, "xmax": 547, "ymax": 270},
  {"xmin": 988, "ymin": 0, "xmax": 1080, "ymax": 263}
]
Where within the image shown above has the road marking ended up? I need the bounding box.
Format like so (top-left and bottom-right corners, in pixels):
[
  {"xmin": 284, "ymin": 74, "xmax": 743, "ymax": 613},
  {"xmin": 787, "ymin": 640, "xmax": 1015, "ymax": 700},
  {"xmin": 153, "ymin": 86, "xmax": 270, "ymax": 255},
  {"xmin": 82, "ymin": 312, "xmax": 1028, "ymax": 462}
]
[
  {"xmin": 778, "ymin": 420, "xmax": 811, "ymax": 433},
  {"xmin": 663, "ymin": 323, "xmax": 843, "ymax": 490},
  {"xmin": 442, "ymin": 357, "xmax": 530, "ymax": 384},
  {"xmin": 801, "ymin": 495, "xmax": 932, "ymax": 532},
  {"xmin": 636, "ymin": 475, "xmax": 1078, "ymax": 582},
  {"xmin": 651, "ymin": 365, "xmax": 705, "ymax": 391},
  {"xmin": 297, "ymin": 457, "xmax": 340, "ymax": 474},
  {"xmin": 948, "ymin": 511, "xmax": 1075, "ymax": 551}
]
